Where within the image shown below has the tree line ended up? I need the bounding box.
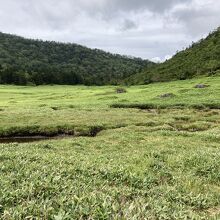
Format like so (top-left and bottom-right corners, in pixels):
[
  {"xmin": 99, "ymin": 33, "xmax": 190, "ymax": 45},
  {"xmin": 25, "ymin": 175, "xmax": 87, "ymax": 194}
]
[{"xmin": 0, "ymin": 32, "xmax": 153, "ymax": 86}]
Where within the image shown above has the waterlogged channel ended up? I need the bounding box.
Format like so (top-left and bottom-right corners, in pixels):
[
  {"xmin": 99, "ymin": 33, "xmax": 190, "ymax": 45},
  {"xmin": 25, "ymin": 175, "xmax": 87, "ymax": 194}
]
[
  {"xmin": 0, "ymin": 135, "xmax": 74, "ymax": 143},
  {"xmin": 0, "ymin": 126, "xmax": 105, "ymax": 143}
]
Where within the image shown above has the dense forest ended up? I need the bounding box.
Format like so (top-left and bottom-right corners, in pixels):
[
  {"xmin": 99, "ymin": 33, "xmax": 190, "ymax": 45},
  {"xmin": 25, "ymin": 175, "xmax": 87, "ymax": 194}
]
[
  {"xmin": 1, "ymin": 27, "xmax": 219, "ymax": 86},
  {"xmin": 127, "ymin": 27, "xmax": 220, "ymax": 84},
  {"xmin": 0, "ymin": 32, "xmax": 153, "ymax": 85}
]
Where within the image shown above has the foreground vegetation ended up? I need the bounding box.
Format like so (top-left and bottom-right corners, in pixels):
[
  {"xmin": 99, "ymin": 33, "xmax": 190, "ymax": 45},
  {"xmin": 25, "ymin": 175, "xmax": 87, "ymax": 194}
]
[{"xmin": 1, "ymin": 76, "xmax": 220, "ymax": 219}]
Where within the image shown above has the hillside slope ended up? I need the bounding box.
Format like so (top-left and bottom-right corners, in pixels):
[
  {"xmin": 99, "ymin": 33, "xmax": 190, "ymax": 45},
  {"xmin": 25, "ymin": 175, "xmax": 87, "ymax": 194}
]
[
  {"xmin": 0, "ymin": 32, "xmax": 153, "ymax": 85},
  {"xmin": 128, "ymin": 27, "xmax": 220, "ymax": 84}
]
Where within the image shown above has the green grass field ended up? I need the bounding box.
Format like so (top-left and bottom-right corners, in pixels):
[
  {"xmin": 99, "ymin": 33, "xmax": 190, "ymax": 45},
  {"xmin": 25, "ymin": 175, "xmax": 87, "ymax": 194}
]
[{"xmin": 1, "ymin": 76, "xmax": 220, "ymax": 219}]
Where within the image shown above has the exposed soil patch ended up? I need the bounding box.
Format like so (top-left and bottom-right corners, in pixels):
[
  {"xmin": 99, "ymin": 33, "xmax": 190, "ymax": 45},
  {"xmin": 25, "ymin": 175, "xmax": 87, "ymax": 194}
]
[
  {"xmin": 51, "ymin": 106, "xmax": 61, "ymax": 111},
  {"xmin": 159, "ymin": 93, "xmax": 175, "ymax": 98},
  {"xmin": 195, "ymin": 84, "xmax": 209, "ymax": 88},
  {"xmin": 116, "ymin": 88, "xmax": 127, "ymax": 94}
]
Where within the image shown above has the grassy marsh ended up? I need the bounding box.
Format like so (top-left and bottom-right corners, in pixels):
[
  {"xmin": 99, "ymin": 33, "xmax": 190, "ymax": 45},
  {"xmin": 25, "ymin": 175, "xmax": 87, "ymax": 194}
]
[{"xmin": 0, "ymin": 76, "xmax": 220, "ymax": 219}]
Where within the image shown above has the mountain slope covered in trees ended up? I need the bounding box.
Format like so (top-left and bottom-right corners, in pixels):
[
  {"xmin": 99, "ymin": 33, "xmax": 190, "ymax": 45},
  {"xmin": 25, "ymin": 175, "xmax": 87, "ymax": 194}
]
[
  {"xmin": 0, "ymin": 32, "xmax": 153, "ymax": 85},
  {"xmin": 127, "ymin": 27, "xmax": 220, "ymax": 84}
]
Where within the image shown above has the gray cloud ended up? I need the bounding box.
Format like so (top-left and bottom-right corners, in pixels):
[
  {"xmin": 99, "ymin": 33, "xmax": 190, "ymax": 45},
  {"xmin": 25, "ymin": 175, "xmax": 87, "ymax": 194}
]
[
  {"xmin": 121, "ymin": 19, "xmax": 137, "ymax": 31},
  {"xmin": 104, "ymin": 0, "xmax": 190, "ymax": 13},
  {"xmin": 171, "ymin": 1, "xmax": 220, "ymax": 37},
  {"xmin": 0, "ymin": 0, "xmax": 219, "ymax": 61}
]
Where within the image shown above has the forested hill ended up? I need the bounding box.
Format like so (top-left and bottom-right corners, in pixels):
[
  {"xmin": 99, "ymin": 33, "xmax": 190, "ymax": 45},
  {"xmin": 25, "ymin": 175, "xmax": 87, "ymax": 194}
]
[
  {"xmin": 127, "ymin": 27, "xmax": 220, "ymax": 85},
  {"xmin": 0, "ymin": 32, "xmax": 153, "ymax": 85}
]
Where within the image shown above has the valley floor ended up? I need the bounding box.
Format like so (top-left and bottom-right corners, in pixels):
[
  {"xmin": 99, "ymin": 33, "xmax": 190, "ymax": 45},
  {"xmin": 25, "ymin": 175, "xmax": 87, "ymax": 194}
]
[{"xmin": 0, "ymin": 76, "xmax": 220, "ymax": 219}]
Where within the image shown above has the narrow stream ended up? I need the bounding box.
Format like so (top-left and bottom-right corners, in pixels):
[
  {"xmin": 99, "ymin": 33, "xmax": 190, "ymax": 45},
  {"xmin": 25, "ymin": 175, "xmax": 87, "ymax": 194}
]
[{"xmin": 0, "ymin": 127, "xmax": 104, "ymax": 144}]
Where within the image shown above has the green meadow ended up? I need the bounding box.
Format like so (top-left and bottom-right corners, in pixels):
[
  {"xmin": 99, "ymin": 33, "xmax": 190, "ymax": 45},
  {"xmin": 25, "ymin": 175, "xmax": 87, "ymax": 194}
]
[{"xmin": 1, "ymin": 75, "xmax": 220, "ymax": 219}]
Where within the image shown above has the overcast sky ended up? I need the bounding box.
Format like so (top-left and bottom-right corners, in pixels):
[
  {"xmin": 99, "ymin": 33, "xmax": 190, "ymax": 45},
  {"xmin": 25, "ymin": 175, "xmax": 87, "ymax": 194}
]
[{"xmin": 0, "ymin": 0, "xmax": 219, "ymax": 62}]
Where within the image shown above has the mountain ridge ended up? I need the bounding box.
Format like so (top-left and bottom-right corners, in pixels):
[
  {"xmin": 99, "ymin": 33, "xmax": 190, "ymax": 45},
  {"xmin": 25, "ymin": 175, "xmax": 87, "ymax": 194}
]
[
  {"xmin": 0, "ymin": 32, "xmax": 154, "ymax": 85},
  {"xmin": 126, "ymin": 27, "xmax": 220, "ymax": 85}
]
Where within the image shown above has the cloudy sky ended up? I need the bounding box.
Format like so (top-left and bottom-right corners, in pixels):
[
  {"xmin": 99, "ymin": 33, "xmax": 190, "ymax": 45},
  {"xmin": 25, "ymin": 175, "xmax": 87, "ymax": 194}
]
[{"xmin": 0, "ymin": 0, "xmax": 219, "ymax": 62}]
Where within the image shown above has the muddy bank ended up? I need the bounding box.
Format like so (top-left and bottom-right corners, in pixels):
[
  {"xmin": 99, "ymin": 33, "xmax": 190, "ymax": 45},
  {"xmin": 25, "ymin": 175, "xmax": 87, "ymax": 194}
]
[
  {"xmin": 110, "ymin": 103, "xmax": 220, "ymax": 110},
  {"xmin": 0, "ymin": 126, "xmax": 104, "ymax": 143},
  {"xmin": 0, "ymin": 135, "xmax": 69, "ymax": 143}
]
